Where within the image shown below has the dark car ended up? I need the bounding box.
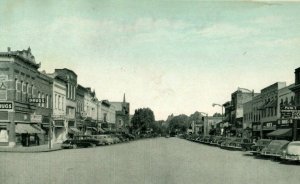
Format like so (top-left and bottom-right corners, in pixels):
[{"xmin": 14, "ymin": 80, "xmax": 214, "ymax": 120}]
[
  {"xmin": 210, "ymin": 136, "xmax": 223, "ymax": 146},
  {"xmin": 227, "ymin": 138, "xmax": 252, "ymax": 151},
  {"xmin": 216, "ymin": 137, "xmax": 228, "ymax": 146},
  {"xmin": 195, "ymin": 135, "xmax": 204, "ymax": 143},
  {"xmin": 220, "ymin": 137, "xmax": 236, "ymax": 149},
  {"xmin": 61, "ymin": 139, "xmax": 96, "ymax": 149},
  {"xmin": 249, "ymin": 139, "xmax": 272, "ymax": 155},
  {"xmin": 203, "ymin": 135, "xmax": 214, "ymax": 144},
  {"xmin": 73, "ymin": 135, "xmax": 101, "ymax": 146}
]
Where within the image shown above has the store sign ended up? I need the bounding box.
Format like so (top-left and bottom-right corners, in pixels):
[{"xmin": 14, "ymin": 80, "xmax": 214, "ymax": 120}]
[
  {"xmin": 31, "ymin": 114, "xmax": 42, "ymax": 123},
  {"xmin": 28, "ymin": 98, "xmax": 46, "ymax": 103},
  {"xmin": 280, "ymin": 106, "xmax": 300, "ymax": 119},
  {"xmin": 0, "ymin": 102, "xmax": 13, "ymax": 110}
]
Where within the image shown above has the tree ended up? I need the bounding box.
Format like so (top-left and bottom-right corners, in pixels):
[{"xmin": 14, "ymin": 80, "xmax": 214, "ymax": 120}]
[
  {"xmin": 213, "ymin": 112, "xmax": 222, "ymax": 117},
  {"xmin": 131, "ymin": 108, "xmax": 155, "ymax": 133},
  {"xmin": 168, "ymin": 114, "xmax": 189, "ymax": 134}
]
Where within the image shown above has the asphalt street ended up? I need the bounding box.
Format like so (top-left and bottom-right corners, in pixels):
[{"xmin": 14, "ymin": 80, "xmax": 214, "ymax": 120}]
[{"xmin": 1, "ymin": 137, "xmax": 300, "ymax": 184}]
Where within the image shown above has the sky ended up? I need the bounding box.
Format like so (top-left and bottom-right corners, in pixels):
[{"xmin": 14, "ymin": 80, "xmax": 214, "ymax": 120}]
[{"xmin": 0, "ymin": 0, "xmax": 300, "ymax": 120}]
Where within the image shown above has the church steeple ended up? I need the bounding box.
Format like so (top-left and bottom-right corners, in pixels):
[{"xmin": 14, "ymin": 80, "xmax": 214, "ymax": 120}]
[{"xmin": 123, "ymin": 93, "xmax": 126, "ymax": 103}]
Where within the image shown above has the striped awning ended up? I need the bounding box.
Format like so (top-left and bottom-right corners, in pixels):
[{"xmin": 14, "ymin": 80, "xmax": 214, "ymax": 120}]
[{"xmin": 15, "ymin": 124, "xmax": 45, "ymax": 134}]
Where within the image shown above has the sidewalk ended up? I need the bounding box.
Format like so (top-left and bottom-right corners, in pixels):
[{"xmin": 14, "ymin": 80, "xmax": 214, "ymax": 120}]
[{"xmin": 0, "ymin": 143, "xmax": 62, "ymax": 153}]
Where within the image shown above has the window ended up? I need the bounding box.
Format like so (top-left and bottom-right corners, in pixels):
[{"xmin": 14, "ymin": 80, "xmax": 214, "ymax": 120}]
[
  {"xmin": 20, "ymin": 81, "xmax": 23, "ymax": 101},
  {"xmin": 58, "ymin": 95, "xmax": 61, "ymax": 110},
  {"xmin": 25, "ymin": 83, "xmax": 28, "ymax": 100},
  {"xmin": 38, "ymin": 91, "xmax": 40, "ymax": 106},
  {"xmin": 41, "ymin": 93, "xmax": 44, "ymax": 107},
  {"xmin": 46, "ymin": 95, "xmax": 49, "ymax": 108},
  {"xmin": 55, "ymin": 94, "xmax": 57, "ymax": 109},
  {"xmin": 15, "ymin": 79, "xmax": 18, "ymax": 100},
  {"xmin": 62, "ymin": 97, "xmax": 64, "ymax": 111}
]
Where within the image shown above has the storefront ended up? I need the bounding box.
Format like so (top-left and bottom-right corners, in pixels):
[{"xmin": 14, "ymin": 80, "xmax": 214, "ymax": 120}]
[
  {"xmin": 15, "ymin": 123, "xmax": 45, "ymax": 147},
  {"xmin": 0, "ymin": 122, "xmax": 9, "ymax": 146},
  {"xmin": 53, "ymin": 120, "xmax": 66, "ymax": 143}
]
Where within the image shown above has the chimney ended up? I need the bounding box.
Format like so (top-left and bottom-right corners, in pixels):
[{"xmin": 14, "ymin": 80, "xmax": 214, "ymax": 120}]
[{"xmin": 7, "ymin": 47, "xmax": 11, "ymax": 52}]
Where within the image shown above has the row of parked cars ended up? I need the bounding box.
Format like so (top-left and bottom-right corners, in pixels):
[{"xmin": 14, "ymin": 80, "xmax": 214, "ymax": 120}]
[
  {"xmin": 183, "ymin": 134, "xmax": 300, "ymax": 163},
  {"xmin": 61, "ymin": 133, "xmax": 135, "ymax": 149}
]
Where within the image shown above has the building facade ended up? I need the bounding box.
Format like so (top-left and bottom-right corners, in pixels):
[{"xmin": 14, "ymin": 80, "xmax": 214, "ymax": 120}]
[
  {"xmin": 290, "ymin": 67, "xmax": 300, "ymax": 140},
  {"xmin": 98, "ymin": 100, "xmax": 116, "ymax": 131},
  {"xmin": 111, "ymin": 94, "xmax": 130, "ymax": 132},
  {"xmin": 0, "ymin": 47, "xmax": 49, "ymax": 147}
]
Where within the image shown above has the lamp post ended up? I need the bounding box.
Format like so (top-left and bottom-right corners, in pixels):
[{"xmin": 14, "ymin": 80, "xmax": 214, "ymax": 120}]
[
  {"xmin": 212, "ymin": 103, "xmax": 224, "ymax": 136},
  {"xmin": 199, "ymin": 112, "xmax": 208, "ymax": 136}
]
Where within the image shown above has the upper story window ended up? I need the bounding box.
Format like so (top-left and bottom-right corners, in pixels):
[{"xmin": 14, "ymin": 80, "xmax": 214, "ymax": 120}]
[
  {"xmin": 55, "ymin": 94, "xmax": 57, "ymax": 109},
  {"xmin": 38, "ymin": 92, "xmax": 41, "ymax": 106},
  {"xmin": 46, "ymin": 94, "xmax": 49, "ymax": 108},
  {"xmin": 58, "ymin": 95, "xmax": 61, "ymax": 110}
]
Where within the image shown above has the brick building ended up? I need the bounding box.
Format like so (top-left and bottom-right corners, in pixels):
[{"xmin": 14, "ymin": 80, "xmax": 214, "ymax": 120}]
[
  {"xmin": 0, "ymin": 47, "xmax": 51, "ymax": 147},
  {"xmin": 111, "ymin": 94, "xmax": 130, "ymax": 132}
]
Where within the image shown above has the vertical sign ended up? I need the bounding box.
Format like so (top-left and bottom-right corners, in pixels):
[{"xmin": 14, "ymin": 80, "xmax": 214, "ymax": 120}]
[{"xmin": 0, "ymin": 75, "xmax": 8, "ymax": 100}]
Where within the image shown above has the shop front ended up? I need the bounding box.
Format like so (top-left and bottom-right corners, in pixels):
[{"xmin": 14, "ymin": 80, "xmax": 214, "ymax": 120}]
[
  {"xmin": 0, "ymin": 122, "xmax": 9, "ymax": 146},
  {"xmin": 15, "ymin": 123, "xmax": 45, "ymax": 147},
  {"xmin": 53, "ymin": 120, "xmax": 66, "ymax": 143}
]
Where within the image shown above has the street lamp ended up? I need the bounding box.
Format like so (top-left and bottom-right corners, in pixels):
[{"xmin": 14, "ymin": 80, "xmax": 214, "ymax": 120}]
[{"xmin": 199, "ymin": 112, "xmax": 208, "ymax": 136}]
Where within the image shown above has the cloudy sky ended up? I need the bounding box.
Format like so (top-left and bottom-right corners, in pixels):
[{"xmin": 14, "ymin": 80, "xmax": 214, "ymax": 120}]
[{"xmin": 1, "ymin": 0, "xmax": 299, "ymax": 120}]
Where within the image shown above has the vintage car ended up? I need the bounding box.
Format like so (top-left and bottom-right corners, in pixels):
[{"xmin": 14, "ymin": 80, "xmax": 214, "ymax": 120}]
[
  {"xmin": 73, "ymin": 135, "xmax": 101, "ymax": 146},
  {"xmin": 281, "ymin": 141, "xmax": 300, "ymax": 162},
  {"xmin": 216, "ymin": 137, "xmax": 228, "ymax": 146},
  {"xmin": 203, "ymin": 135, "xmax": 214, "ymax": 144},
  {"xmin": 260, "ymin": 140, "xmax": 290, "ymax": 158},
  {"xmin": 227, "ymin": 138, "xmax": 252, "ymax": 151},
  {"xmin": 111, "ymin": 135, "xmax": 121, "ymax": 144},
  {"xmin": 210, "ymin": 136, "xmax": 223, "ymax": 146},
  {"xmin": 195, "ymin": 135, "xmax": 204, "ymax": 143},
  {"xmin": 220, "ymin": 137, "xmax": 237, "ymax": 149},
  {"xmin": 249, "ymin": 139, "xmax": 272, "ymax": 155},
  {"xmin": 199, "ymin": 135, "xmax": 211, "ymax": 144},
  {"xmin": 92, "ymin": 134, "xmax": 114, "ymax": 145},
  {"xmin": 61, "ymin": 139, "xmax": 97, "ymax": 149}
]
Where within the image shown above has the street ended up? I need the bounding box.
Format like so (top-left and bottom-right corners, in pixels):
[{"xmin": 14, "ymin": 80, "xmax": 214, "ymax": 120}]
[{"xmin": 1, "ymin": 137, "xmax": 300, "ymax": 184}]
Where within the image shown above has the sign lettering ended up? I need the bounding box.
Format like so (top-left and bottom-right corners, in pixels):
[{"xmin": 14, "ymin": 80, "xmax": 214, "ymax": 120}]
[
  {"xmin": 0, "ymin": 102, "xmax": 13, "ymax": 110},
  {"xmin": 28, "ymin": 98, "xmax": 46, "ymax": 103}
]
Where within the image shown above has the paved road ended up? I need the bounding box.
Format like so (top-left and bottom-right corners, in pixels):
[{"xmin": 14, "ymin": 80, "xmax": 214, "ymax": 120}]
[{"xmin": 1, "ymin": 137, "xmax": 300, "ymax": 184}]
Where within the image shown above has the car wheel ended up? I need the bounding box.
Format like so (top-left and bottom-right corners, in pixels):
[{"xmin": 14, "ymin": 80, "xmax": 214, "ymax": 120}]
[{"xmin": 72, "ymin": 144, "xmax": 78, "ymax": 149}]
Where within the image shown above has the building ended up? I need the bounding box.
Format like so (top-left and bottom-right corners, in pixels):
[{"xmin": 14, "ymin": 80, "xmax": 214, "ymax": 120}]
[
  {"xmin": 251, "ymin": 94, "xmax": 263, "ymax": 139},
  {"xmin": 98, "ymin": 100, "xmax": 116, "ymax": 132},
  {"xmin": 47, "ymin": 68, "xmax": 79, "ymax": 141},
  {"xmin": 47, "ymin": 73, "xmax": 68, "ymax": 143},
  {"xmin": 76, "ymin": 84, "xmax": 85, "ymax": 132},
  {"xmin": 82, "ymin": 87, "xmax": 98, "ymax": 135},
  {"xmin": 290, "ymin": 67, "xmax": 300, "ymax": 140},
  {"xmin": 259, "ymin": 82, "xmax": 286, "ymax": 138},
  {"xmin": 111, "ymin": 94, "xmax": 130, "ymax": 132},
  {"xmin": 0, "ymin": 47, "xmax": 48, "ymax": 147},
  {"xmin": 203, "ymin": 116, "xmax": 223, "ymax": 136}
]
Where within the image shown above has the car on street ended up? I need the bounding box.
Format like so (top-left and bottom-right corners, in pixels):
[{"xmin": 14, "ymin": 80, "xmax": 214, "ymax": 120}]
[
  {"xmin": 203, "ymin": 135, "xmax": 214, "ymax": 144},
  {"xmin": 92, "ymin": 134, "xmax": 114, "ymax": 145},
  {"xmin": 195, "ymin": 135, "xmax": 204, "ymax": 143},
  {"xmin": 111, "ymin": 135, "xmax": 121, "ymax": 144},
  {"xmin": 61, "ymin": 139, "xmax": 97, "ymax": 149},
  {"xmin": 73, "ymin": 135, "xmax": 101, "ymax": 146},
  {"xmin": 249, "ymin": 139, "xmax": 272, "ymax": 155},
  {"xmin": 260, "ymin": 140, "xmax": 290, "ymax": 158},
  {"xmin": 199, "ymin": 135, "xmax": 210, "ymax": 144},
  {"xmin": 281, "ymin": 141, "xmax": 300, "ymax": 162},
  {"xmin": 227, "ymin": 138, "xmax": 252, "ymax": 151},
  {"xmin": 216, "ymin": 137, "xmax": 228, "ymax": 146},
  {"xmin": 220, "ymin": 137, "xmax": 236, "ymax": 149},
  {"xmin": 210, "ymin": 136, "xmax": 222, "ymax": 146}
]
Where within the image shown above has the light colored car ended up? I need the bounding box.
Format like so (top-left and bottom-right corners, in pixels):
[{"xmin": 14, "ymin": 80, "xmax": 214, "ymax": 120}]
[
  {"xmin": 260, "ymin": 140, "xmax": 290, "ymax": 158},
  {"xmin": 281, "ymin": 141, "xmax": 300, "ymax": 162},
  {"xmin": 92, "ymin": 135, "xmax": 114, "ymax": 145}
]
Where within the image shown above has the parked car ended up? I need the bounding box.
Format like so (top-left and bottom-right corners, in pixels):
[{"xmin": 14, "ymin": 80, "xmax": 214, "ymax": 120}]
[
  {"xmin": 92, "ymin": 134, "xmax": 114, "ymax": 145},
  {"xmin": 210, "ymin": 136, "xmax": 223, "ymax": 146},
  {"xmin": 249, "ymin": 139, "xmax": 272, "ymax": 155},
  {"xmin": 111, "ymin": 135, "xmax": 121, "ymax": 144},
  {"xmin": 199, "ymin": 135, "xmax": 210, "ymax": 143},
  {"xmin": 227, "ymin": 138, "xmax": 252, "ymax": 151},
  {"xmin": 281, "ymin": 141, "xmax": 300, "ymax": 162},
  {"xmin": 73, "ymin": 135, "xmax": 100, "ymax": 146},
  {"xmin": 216, "ymin": 137, "xmax": 228, "ymax": 146},
  {"xmin": 220, "ymin": 137, "xmax": 236, "ymax": 149},
  {"xmin": 195, "ymin": 135, "xmax": 204, "ymax": 143},
  {"xmin": 61, "ymin": 139, "xmax": 96, "ymax": 149},
  {"xmin": 260, "ymin": 140, "xmax": 290, "ymax": 158},
  {"xmin": 203, "ymin": 135, "xmax": 214, "ymax": 144}
]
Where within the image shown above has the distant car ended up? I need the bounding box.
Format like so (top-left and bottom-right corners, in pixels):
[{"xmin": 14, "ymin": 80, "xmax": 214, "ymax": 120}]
[
  {"xmin": 216, "ymin": 137, "xmax": 228, "ymax": 146},
  {"xmin": 203, "ymin": 135, "xmax": 214, "ymax": 144},
  {"xmin": 281, "ymin": 141, "xmax": 300, "ymax": 162},
  {"xmin": 61, "ymin": 139, "xmax": 96, "ymax": 149},
  {"xmin": 260, "ymin": 140, "xmax": 290, "ymax": 158},
  {"xmin": 210, "ymin": 136, "xmax": 223, "ymax": 146},
  {"xmin": 227, "ymin": 138, "xmax": 252, "ymax": 151},
  {"xmin": 220, "ymin": 137, "xmax": 236, "ymax": 149},
  {"xmin": 195, "ymin": 135, "xmax": 204, "ymax": 143},
  {"xmin": 249, "ymin": 139, "xmax": 272, "ymax": 155},
  {"xmin": 73, "ymin": 135, "xmax": 100, "ymax": 146},
  {"xmin": 92, "ymin": 134, "xmax": 114, "ymax": 145},
  {"xmin": 111, "ymin": 135, "xmax": 121, "ymax": 144}
]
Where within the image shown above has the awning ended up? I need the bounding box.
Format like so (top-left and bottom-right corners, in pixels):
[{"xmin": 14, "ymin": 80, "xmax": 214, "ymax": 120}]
[
  {"xmin": 87, "ymin": 127, "xmax": 98, "ymax": 131},
  {"xmin": 267, "ymin": 128, "xmax": 292, "ymax": 138},
  {"xmin": 68, "ymin": 127, "xmax": 81, "ymax": 134},
  {"xmin": 31, "ymin": 124, "xmax": 46, "ymax": 134},
  {"xmin": 15, "ymin": 124, "xmax": 45, "ymax": 134}
]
